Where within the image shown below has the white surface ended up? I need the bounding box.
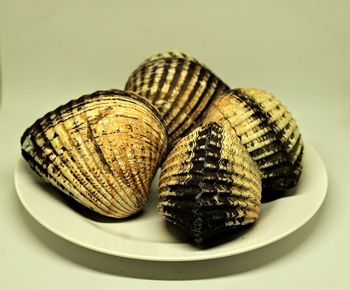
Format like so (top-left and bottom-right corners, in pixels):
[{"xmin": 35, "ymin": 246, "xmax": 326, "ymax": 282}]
[
  {"xmin": 1, "ymin": 0, "xmax": 350, "ymax": 289},
  {"xmin": 14, "ymin": 142, "xmax": 327, "ymax": 261}
]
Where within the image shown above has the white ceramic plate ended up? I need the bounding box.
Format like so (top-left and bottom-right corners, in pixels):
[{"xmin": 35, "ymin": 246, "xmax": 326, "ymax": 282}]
[{"xmin": 15, "ymin": 141, "xmax": 327, "ymax": 261}]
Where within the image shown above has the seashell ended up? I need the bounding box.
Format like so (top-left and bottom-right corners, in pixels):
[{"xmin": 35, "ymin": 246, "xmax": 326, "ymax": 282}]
[
  {"xmin": 201, "ymin": 88, "xmax": 303, "ymax": 201},
  {"xmin": 158, "ymin": 122, "xmax": 262, "ymax": 243},
  {"xmin": 125, "ymin": 51, "xmax": 229, "ymax": 147},
  {"xmin": 20, "ymin": 89, "xmax": 168, "ymax": 218}
]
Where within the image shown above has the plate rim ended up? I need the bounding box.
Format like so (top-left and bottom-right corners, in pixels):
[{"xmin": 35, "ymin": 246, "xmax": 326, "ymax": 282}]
[{"xmin": 14, "ymin": 140, "xmax": 328, "ymax": 262}]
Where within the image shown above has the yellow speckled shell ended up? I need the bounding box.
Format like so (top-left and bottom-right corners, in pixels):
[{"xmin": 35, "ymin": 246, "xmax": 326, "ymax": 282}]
[
  {"xmin": 125, "ymin": 51, "xmax": 229, "ymax": 147},
  {"xmin": 158, "ymin": 122, "xmax": 262, "ymax": 242},
  {"xmin": 21, "ymin": 89, "xmax": 168, "ymax": 218}
]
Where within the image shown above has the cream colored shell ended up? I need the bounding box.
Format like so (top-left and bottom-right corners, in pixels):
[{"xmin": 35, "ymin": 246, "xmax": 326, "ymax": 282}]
[
  {"xmin": 202, "ymin": 88, "xmax": 303, "ymax": 200},
  {"xmin": 21, "ymin": 89, "xmax": 168, "ymax": 218},
  {"xmin": 125, "ymin": 51, "xmax": 229, "ymax": 147}
]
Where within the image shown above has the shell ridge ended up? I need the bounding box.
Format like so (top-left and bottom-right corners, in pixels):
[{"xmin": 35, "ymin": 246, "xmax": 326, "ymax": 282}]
[
  {"xmin": 98, "ymin": 116, "xmax": 142, "ymax": 214},
  {"xmin": 164, "ymin": 63, "xmax": 202, "ymax": 138},
  {"xmin": 70, "ymin": 105, "xmax": 129, "ymax": 215},
  {"xmin": 98, "ymin": 114, "xmax": 148, "ymax": 210},
  {"xmin": 51, "ymin": 113, "xmax": 126, "ymax": 215},
  {"xmin": 233, "ymin": 89, "xmax": 298, "ymax": 161},
  {"xmin": 170, "ymin": 80, "xmax": 228, "ymax": 145},
  {"xmin": 35, "ymin": 127, "xmax": 110, "ymax": 214},
  {"xmin": 139, "ymin": 62, "xmax": 159, "ymax": 100},
  {"xmin": 114, "ymin": 109, "xmax": 151, "ymax": 199},
  {"xmin": 151, "ymin": 58, "xmax": 173, "ymax": 103},
  {"xmin": 167, "ymin": 66, "xmax": 209, "ymax": 136},
  {"xmin": 160, "ymin": 59, "xmax": 191, "ymax": 121}
]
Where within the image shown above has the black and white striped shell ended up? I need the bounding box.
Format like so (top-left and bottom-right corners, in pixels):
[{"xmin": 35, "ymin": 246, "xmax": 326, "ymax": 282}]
[
  {"xmin": 158, "ymin": 122, "xmax": 262, "ymax": 243},
  {"xmin": 201, "ymin": 88, "xmax": 303, "ymax": 201},
  {"xmin": 125, "ymin": 51, "xmax": 229, "ymax": 147},
  {"xmin": 20, "ymin": 89, "xmax": 168, "ymax": 218}
]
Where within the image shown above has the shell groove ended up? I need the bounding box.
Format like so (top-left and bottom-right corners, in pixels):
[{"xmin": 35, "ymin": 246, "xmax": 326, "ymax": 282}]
[
  {"xmin": 201, "ymin": 88, "xmax": 303, "ymax": 201},
  {"xmin": 158, "ymin": 122, "xmax": 262, "ymax": 243},
  {"xmin": 125, "ymin": 51, "xmax": 229, "ymax": 147},
  {"xmin": 21, "ymin": 89, "xmax": 168, "ymax": 218}
]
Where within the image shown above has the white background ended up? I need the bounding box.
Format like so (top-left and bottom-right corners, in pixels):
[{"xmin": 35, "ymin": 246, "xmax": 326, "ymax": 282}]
[{"xmin": 1, "ymin": 0, "xmax": 349, "ymax": 289}]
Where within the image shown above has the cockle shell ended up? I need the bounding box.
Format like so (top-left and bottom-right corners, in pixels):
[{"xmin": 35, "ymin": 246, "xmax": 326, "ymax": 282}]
[
  {"xmin": 158, "ymin": 122, "xmax": 262, "ymax": 243},
  {"xmin": 20, "ymin": 89, "xmax": 168, "ymax": 218},
  {"xmin": 125, "ymin": 51, "xmax": 229, "ymax": 147},
  {"xmin": 201, "ymin": 88, "xmax": 303, "ymax": 201}
]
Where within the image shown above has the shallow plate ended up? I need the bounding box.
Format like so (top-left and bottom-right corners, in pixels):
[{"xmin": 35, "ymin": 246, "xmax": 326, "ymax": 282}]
[{"xmin": 14, "ymin": 141, "xmax": 327, "ymax": 261}]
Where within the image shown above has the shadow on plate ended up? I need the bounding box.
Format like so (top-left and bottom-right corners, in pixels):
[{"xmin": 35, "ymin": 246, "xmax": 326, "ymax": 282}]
[
  {"xmin": 15, "ymin": 188, "xmax": 328, "ymax": 280},
  {"xmin": 164, "ymin": 221, "xmax": 253, "ymax": 249},
  {"xmin": 261, "ymin": 186, "xmax": 299, "ymax": 203}
]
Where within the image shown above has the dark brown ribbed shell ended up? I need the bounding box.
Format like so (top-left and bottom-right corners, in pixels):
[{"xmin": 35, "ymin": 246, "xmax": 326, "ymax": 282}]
[
  {"xmin": 158, "ymin": 122, "xmax": 262, "ymax": 243},
  {"xmin": 201, "ymin": 88, "xmax": 303, "ymax": 201},
  {"xmin": 125, "ymin": 51, "xmax": 229, "ymax": 147},
  {"xmin": 21, "ymin": 89, "xmax": 168, "ymax": 218}
]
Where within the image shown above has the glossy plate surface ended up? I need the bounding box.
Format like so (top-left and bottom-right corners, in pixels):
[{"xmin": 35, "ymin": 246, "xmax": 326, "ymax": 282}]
[{"xmin": 15, "ymin": 141, "xmax": 327, "ymax": 261}]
